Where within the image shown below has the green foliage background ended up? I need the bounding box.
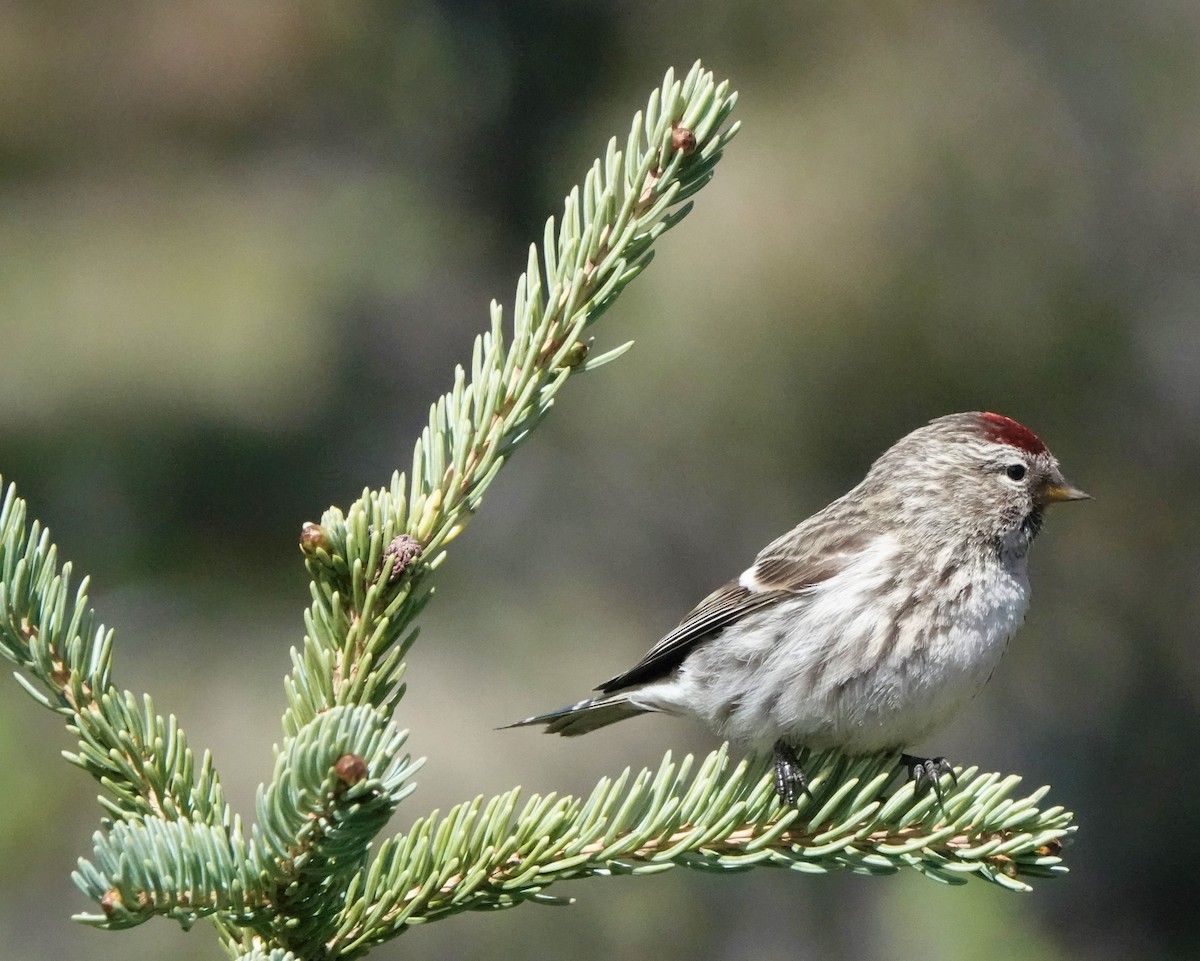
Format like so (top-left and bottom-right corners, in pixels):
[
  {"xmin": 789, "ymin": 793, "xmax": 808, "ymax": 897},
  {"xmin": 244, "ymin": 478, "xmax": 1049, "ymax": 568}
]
[{"xmin": 0, "ymin": 3, "xmax": 1195, "ymax": 960}]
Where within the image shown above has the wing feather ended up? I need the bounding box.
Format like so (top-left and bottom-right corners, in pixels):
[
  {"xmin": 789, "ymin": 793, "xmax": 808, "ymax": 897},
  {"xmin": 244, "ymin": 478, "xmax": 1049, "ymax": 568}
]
[
  {"xmin": 596, "ymin": 582, "xmax": 787, "ymax": 692},
  {"xmin": 596, "ymin": 526, "xmax": 871, "ymax": 694}
]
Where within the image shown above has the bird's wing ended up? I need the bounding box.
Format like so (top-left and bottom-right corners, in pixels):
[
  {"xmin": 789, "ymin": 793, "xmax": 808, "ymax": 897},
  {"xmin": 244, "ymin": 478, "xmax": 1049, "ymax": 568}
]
[
  {"xmin": 596, "ymin": 581, "xmax": 787, "ymax": 693},
  {"xmin": 596, "ymin": 525, "xmax": 871, "ymax": 694}
]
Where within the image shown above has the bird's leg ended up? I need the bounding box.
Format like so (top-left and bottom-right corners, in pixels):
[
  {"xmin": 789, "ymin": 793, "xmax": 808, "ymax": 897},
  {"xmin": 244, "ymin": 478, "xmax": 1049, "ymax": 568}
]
[
  {"xmin": 900, "ymin": 753, "xmax": 957, "ymax": 811},
  {"xmin": 771, "ymin": 741, "xmax": 813, "ymax": 807}
]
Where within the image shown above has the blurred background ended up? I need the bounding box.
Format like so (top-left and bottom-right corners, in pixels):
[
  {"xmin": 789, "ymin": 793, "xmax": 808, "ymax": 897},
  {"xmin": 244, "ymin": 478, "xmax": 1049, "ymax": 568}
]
[{"xmin": 1, "ymin": 1, "xmax": 1197, "ymax": 959}]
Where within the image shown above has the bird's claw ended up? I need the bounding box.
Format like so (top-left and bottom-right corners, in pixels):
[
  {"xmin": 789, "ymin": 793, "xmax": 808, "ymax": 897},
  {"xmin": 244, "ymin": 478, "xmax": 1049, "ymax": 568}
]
[
  {"xmin": 772, "ymin": 741, "xmax": 813, "ymax": 807},
  {"xmin": 901, "ymin": 753, "xmax": 957, "ymax": 811}
]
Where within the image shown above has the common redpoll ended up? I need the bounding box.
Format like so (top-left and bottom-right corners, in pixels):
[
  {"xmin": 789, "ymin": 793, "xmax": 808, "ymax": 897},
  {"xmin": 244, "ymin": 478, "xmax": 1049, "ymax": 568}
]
[{"xmin": 509, "ymin": 412, "xmax": 1088, "ymax": 804}]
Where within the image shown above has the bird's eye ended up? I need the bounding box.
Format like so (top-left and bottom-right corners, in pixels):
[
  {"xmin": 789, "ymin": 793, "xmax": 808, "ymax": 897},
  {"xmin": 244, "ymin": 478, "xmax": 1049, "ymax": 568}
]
[{"xmin": 1005, "ymin": 463, "xmax": 1027, "ymax": 481}]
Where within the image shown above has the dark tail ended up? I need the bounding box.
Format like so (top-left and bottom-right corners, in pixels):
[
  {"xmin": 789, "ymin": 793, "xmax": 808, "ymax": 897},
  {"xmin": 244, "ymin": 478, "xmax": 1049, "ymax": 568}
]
[{"xmin": 501, "ymin": 695, "xmax": 647, "ymax": 737}]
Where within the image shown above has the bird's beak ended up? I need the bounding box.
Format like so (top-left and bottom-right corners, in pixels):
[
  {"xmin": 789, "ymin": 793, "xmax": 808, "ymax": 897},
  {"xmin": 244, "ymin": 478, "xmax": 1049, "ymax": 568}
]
[{"xmin": 1039, "ymin": 477, "xmax": 1091, "ymax": 505}]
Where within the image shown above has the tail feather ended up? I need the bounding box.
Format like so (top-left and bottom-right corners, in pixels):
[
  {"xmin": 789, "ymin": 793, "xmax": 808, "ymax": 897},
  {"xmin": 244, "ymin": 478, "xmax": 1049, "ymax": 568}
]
[{"xmin": 502, "ymin": 696, "xmax": 646, "ymax": 737}]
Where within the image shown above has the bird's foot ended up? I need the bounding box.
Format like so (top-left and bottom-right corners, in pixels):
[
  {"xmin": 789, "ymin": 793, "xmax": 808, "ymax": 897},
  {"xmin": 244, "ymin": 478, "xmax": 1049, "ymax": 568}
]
[
  {"xmin": 772, "ymin": 741, "xmax": 813, "ymax": 807},
  {"xmin": 900, "ymin": 753, "xmax": 957, "ymax": 811}
]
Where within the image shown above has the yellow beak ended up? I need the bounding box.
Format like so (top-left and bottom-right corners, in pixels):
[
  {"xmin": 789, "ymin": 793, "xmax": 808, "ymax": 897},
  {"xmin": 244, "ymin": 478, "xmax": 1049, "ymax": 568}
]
[{"xmin": 1040, "ymin": 480, "xmax": 1091, "ymax": 504}]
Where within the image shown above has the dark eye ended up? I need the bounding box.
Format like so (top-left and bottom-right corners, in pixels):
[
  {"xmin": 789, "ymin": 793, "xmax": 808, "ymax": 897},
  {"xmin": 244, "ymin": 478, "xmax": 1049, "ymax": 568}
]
[{"xmin": 1005, "ymin": 463, "xmax": 1027, "ymax": 481}]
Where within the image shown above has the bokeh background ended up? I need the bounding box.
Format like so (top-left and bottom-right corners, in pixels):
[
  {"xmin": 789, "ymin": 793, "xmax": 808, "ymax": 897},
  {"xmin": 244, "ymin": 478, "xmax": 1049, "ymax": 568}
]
[{"xmin": 2, "ymin": 2, "xmax": 1198, "ymax": 959}]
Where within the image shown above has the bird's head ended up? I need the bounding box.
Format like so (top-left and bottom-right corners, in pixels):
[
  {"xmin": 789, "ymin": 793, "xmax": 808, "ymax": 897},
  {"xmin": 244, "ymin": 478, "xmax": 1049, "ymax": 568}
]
[{"xmin": 863, "ymin": 411, "xmax": 1089, "ymax": 555}]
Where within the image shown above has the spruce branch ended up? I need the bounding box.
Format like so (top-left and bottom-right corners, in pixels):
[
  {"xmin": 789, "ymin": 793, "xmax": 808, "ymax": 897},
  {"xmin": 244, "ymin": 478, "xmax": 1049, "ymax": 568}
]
[
  {"xmin": 327, "ymin": 748, "xmax": 1070, "ymax": 955},
  {"xmin": 248, "ymin": 706, "xmax": 420, "ymax": 956},
  {"xmin": 281, "ymin": 61, "xmax": 740, "ymax": 737},
  {"xmin": 0, "ymin": 481, "xmax": 230, "ymax": 830},
  {"xmin": 72, "ymin": 817, "xmax": 264, "ymax": 931}
]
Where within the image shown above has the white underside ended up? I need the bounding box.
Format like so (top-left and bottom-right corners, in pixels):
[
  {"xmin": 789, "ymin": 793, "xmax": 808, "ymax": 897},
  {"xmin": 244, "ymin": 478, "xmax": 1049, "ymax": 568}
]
[{"xmin": 624, "ymin": 533, "xmax": 1030, "ymax": 752}]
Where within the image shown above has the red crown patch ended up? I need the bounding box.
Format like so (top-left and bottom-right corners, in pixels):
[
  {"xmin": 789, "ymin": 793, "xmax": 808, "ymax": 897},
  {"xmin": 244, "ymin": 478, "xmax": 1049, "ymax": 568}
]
[{"xmin": 980, "ymin": 412, "xmax": 1047, "ymax": 454}]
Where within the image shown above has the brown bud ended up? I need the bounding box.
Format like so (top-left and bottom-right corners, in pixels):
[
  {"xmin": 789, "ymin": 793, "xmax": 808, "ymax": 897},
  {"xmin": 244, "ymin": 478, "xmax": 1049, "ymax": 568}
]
[
  {"xmin": 1035, "ymin": 839, "xmax": 1064, "ymax": 858},
  {"xmin": 560, "ymin": 341, "xmax": 588, "ymax": 368},
  {"xmin": 100, "ymin": 888, "xmax": 122, "ymax": 917},
  {"xmin": 299, "ymin": 522, "xmax": 328, "ymax": 555},
  {"xmin": 671, "ymin": 125, "xmax": 697, "ymax": 155},
  {"xmin": 991, "ymin": 854, "xmax": 1019, "ymax": 878},
  {"xmin": 335, "ymin": 753, "xmax": 369, "ymax": 785},
  {"xmin": 382, "ymin": 533, "xmax": 423, "ymax": 582}
]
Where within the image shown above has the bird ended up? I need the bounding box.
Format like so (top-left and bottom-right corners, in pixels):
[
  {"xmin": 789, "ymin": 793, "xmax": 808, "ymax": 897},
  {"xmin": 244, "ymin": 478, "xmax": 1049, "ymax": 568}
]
[{"xmin": 506, "ymin": 412, "xmax": 1088, "ymax": 805}]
